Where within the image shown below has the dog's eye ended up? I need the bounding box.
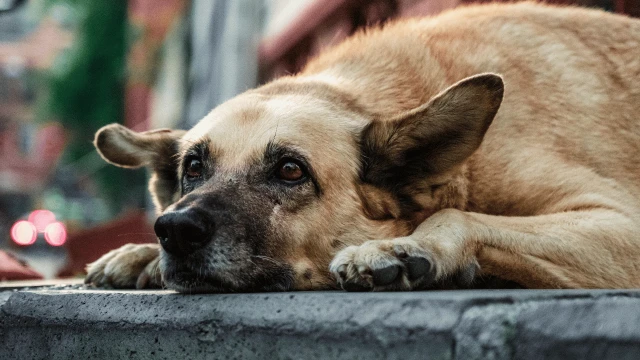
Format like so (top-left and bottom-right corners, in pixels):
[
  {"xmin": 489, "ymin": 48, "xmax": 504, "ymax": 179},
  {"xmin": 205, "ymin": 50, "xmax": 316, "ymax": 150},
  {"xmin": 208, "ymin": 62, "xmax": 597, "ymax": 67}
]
[
  {"xmin": 185, "ymin": 158, "xmax": 203, "ymax": 179},
  {"xmin": 276, "ymin": 159, "xmax": 306, "ymax": 183}
]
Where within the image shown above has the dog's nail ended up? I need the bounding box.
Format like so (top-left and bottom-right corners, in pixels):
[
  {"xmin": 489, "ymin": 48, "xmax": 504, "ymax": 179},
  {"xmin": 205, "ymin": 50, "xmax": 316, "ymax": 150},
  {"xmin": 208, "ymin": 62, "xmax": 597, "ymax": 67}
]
[
  {"xmin": 393, "ymin": 245, "xmax": 408, "ymax": 258},
  {"xmin": 136, "ymin": 272, "xmax": 150, "ymax": 289},
  {"xmin": 336, "ymin": 265, "xmax": 348, "ymax": 279},
  {"xmin": 405, "ymin": 256, "xmax": 431, "ymax": 281},
  {"xmin": 372, "ymin": 265, "xmax": 400, "ymax": 286},
  {"xmin": 357, "ymin": 265, "xmax": 372, "ymax": 277}
]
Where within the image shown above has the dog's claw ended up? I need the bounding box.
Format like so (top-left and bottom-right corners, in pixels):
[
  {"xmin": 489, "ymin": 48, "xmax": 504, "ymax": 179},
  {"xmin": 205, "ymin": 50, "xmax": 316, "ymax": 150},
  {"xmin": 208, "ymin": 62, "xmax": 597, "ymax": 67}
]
[
  {"xmin": 357, "ymin": 265, "xmax": 372, "ymax": 277},
  {"xmin": 393, "ymin": 245, "xmax": 408, "ymax": 258},
  {"xmin": 84, "ymin": 273, "xmax": 94, "ymax": 285},
  {"xmin": 336, "ymin": 264, "xmax": 348, "ymax": 279}
]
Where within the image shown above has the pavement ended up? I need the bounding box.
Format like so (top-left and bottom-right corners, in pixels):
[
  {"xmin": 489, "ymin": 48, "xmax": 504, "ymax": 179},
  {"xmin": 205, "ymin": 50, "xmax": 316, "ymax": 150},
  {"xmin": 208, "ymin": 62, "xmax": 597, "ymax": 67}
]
[{"xmin": 2, "ymin": 285, "xmax": 640, "ymax": 359}]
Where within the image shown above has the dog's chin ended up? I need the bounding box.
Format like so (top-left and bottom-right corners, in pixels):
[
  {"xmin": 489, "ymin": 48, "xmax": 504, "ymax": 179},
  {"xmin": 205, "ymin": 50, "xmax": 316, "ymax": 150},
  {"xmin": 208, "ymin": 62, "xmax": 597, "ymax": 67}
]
[
  {"xmin": 161, "ymin": 261, "xmax": 296, "ymax": 294},
  {"xmin": 164, "ymin": 271, "xmax": 234, "ymax": 294},
  {"xmin": 164, "ymin": 271, "xmax": 295, "ymax": 293}
]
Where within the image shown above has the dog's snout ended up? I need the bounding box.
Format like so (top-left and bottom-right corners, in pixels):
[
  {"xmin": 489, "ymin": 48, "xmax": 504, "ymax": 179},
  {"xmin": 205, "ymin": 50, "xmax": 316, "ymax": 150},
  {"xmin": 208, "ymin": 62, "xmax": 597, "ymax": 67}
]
[{"xmin": 154, "ymin": 210, "xmax": 212, "ymax": 256}]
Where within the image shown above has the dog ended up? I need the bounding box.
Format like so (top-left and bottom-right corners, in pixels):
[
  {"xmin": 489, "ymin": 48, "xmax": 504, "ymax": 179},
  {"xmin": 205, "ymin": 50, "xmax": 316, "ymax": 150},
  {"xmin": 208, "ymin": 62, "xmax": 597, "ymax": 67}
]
[{"xmin": 85, "ymin": 2, "xmax": 640, "ymax": 292}]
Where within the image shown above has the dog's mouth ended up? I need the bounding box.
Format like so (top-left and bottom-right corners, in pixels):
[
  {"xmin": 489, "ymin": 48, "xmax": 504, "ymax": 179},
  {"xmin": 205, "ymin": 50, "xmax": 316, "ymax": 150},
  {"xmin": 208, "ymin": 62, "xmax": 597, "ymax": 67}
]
[{"xmin": 161, "ymin": 256, "xmax": 296, "ymax": 293}]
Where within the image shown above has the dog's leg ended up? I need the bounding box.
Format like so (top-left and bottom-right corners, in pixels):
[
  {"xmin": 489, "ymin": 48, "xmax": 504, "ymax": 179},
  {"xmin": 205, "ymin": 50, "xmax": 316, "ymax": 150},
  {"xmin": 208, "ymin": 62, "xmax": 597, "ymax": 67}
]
[
  {"xmin": 85, "ymin": 243, "xmax": 162, "ymax": 289},
  {"xmin": 330, "ymin": 207, "xmax": 640, "ymax": 290}
]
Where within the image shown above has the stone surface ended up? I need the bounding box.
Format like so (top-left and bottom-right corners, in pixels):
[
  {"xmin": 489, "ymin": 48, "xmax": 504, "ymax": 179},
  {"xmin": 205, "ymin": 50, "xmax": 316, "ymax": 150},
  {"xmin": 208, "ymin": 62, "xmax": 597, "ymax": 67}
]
[{"xmin": 1, "ymin": 287, "xmax": 640, "ymax": 359}]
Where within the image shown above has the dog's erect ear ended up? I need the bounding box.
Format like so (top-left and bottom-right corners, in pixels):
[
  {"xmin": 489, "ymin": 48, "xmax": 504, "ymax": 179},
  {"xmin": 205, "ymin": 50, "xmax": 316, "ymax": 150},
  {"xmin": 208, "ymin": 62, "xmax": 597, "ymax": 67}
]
[
  {"xmin": 94, "ymin": 124, "xmax": 186, "ymax": 211},
  {"xmin": 360, "ymin": 73, "xmax": 503, "ymax": 188}
]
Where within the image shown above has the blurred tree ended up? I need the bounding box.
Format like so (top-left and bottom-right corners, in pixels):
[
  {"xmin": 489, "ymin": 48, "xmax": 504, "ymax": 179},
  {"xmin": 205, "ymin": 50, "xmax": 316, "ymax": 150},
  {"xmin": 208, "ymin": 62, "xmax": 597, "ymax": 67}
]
[{"xmin": 39, "ymin": 0, "xmax": 145, "ymax": 215}]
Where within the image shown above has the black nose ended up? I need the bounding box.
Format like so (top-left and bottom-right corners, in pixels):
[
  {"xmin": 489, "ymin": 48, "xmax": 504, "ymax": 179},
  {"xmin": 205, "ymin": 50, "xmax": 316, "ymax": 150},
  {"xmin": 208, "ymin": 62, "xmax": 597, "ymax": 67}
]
[{"xmin": 154, "ymin": 209, "xmax": 212, "ymax": 256}]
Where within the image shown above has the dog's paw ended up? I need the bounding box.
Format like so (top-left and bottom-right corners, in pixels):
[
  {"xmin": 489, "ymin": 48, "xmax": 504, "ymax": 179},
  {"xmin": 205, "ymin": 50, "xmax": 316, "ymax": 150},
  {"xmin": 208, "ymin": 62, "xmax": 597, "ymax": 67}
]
[
  {"xmin": 330, "ymin": 237, "xmax": 479, "ymax": 291},
  {"xmin": 329, "ymin": 238, "xmax": 438, "ymax": 291},
  {"xmin": 85, "ymin": 243, "xmax": 162, "ymax": 289}
]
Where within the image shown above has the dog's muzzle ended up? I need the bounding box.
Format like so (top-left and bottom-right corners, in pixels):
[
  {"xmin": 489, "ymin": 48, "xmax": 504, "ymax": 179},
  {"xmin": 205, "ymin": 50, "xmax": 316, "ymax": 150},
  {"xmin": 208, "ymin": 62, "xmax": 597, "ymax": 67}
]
[{"xmin": 152, "ymin": 193, "xmax": 295, "ymax": 293}]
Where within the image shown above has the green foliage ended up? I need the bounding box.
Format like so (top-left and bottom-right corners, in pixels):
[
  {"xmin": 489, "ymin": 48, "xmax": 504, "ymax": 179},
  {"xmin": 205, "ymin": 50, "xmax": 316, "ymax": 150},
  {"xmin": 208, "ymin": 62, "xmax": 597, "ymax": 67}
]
[{"xmin": 40, "ymin": 0, "xmax": 145, "ymax": 215}]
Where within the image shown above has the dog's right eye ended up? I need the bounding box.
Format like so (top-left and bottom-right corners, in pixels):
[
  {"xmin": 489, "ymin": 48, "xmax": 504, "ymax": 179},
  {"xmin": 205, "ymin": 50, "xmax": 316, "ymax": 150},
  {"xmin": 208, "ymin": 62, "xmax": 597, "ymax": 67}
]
[
  {"xmin": 185, "ymin": 158, "xmax": 203, "ymax": 179},
  {"xmin": 274, "ymin": 158, "xmax": 308, "ymax": 185}
]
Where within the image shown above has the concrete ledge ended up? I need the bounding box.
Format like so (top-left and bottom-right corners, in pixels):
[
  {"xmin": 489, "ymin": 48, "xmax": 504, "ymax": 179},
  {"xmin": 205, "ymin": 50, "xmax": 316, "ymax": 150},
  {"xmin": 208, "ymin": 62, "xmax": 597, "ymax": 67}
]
[{"xmin": 2, "ymin": 288, "xmax": 640, "ymax": 359}]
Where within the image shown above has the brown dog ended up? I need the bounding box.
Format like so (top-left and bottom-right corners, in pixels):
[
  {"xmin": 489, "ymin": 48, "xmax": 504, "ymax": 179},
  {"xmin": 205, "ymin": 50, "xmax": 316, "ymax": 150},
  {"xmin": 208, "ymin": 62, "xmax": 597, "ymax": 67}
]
[{"xmin": 85, "ymin": 2, "xmax": 640, "ymax": 292}]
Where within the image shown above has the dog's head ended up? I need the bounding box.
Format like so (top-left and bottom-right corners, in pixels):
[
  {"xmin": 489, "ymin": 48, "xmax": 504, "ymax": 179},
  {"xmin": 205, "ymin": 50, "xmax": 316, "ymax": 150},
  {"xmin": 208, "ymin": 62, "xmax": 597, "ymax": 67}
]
[{"xmin": 94, "ymin": 73, "xmax": 503, "ymax": 292}]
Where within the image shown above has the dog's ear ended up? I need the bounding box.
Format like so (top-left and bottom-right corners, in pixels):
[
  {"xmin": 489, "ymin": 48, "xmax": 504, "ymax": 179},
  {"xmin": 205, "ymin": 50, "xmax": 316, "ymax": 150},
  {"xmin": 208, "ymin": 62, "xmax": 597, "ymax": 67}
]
[
  {"xmin": 360, "ymin": 73, "xmax": 503, "ymax": 189},
  {"xmin": 94, "ymin": 124, "xmax": 186, "ymax": 211},
  {"xmin": 94, "ymin": 124, "xmax": 185, "ymax": 168}
]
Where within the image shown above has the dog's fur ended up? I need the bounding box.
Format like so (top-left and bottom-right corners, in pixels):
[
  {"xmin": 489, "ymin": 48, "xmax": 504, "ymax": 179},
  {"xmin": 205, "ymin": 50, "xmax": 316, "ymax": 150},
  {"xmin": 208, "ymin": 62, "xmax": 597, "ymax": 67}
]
[{"xmin": 86, "ymin": 2, "xmax": 640, "ymax": 292}]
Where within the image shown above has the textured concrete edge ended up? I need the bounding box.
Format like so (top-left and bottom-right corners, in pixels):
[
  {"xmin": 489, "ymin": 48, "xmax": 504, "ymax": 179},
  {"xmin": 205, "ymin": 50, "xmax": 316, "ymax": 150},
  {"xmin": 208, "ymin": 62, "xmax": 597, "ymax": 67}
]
[
  {"xmin": 452, "ymin": 292, "xmax": 640, "ymax": 360},
  {"xmin": 2, "ymin": 289, "xmax": 640, "ymax": 360}
]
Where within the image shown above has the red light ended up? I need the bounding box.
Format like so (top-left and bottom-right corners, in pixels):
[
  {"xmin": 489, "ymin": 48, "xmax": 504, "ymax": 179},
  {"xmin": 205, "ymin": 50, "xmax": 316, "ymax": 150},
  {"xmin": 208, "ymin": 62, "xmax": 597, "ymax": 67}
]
[
  {"xmin": 28, "ymin": 210, "xmax": 56, "ymax": 232},
  {"xmin": 11, "ymin": 221, "xmax": 38, "ymax": 246},
  {"xmin": 44, "ymin": 222, "xmax": 67, "ymax": 246}
]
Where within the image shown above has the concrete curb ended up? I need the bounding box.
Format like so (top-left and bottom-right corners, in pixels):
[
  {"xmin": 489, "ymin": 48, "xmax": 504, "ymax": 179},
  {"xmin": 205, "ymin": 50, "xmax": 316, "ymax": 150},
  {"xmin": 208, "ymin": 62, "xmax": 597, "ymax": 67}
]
[{"xmin": 1, "ymin": 288, "xmax": 640, "ymax": 359}]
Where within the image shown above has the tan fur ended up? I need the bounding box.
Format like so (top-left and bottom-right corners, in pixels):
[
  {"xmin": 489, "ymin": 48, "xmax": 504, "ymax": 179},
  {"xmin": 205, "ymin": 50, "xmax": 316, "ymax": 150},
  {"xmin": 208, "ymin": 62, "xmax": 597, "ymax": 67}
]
[
  {"xmin": 85, "ymin": 243, "xmax": 161, "ymax": 289},
  {"xmin": 88, "ymin": 3, "xmax": 640, "ymax": 291}
]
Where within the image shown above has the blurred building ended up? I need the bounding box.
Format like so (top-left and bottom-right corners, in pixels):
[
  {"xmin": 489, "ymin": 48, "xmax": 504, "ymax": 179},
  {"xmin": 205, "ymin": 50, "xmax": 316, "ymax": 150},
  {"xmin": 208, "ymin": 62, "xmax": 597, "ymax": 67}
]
[
  {"xmin": 259, "ymin": 0, "xmax": 639, "ymax": 81},
  {"xmin": 0, "ymin": 7, "xmax": 67, "ymax": 229}
]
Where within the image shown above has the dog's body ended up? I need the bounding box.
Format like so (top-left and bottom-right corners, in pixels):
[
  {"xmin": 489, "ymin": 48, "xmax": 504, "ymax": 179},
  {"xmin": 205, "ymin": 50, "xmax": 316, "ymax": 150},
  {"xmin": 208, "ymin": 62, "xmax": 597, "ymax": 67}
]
[{"xmin": 86, "ymin": 2, "xmax": 640, "ymax": 291}]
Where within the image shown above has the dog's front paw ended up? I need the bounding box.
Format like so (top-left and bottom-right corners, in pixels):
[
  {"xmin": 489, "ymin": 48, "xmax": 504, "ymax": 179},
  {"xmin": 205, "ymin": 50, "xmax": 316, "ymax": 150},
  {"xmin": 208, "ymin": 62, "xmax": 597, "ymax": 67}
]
[
  {"xmin": 85, "ymin": 243, "xmax": 162, "ymax": 289},
  {"xmin": 329, "ymin": 238, "xmax": 438, "ymax": 291},
  {"xmin": 330, "ymin": 237, "xmax": 480, "ymax": 291}
]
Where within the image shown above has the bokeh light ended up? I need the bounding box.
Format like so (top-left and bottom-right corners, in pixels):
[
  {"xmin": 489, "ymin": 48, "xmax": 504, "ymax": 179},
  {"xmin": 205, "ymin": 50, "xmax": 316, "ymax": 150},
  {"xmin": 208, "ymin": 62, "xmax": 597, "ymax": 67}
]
[
  {"xmin": 10, "ymin": 220, "xmax": 38, "ymax": 246},
  {"xmin": 28, "ymin": 210, "xmax": 57, "ymax": 232},
  {"xmin": 44, "ymin": 222, "xmax": 67, "ymax": 247}
]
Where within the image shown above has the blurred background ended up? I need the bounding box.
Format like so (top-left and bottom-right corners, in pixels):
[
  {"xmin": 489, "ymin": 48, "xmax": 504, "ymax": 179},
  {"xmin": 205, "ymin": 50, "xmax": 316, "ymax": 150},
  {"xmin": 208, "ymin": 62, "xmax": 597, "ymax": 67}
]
[{"xmin": 0, "ymin": 0, "xmax": 638, "ymax": 282}]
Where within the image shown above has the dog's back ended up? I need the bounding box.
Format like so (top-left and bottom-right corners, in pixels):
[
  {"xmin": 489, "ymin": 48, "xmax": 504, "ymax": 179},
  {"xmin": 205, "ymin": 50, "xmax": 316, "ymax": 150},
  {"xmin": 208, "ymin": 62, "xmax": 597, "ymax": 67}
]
[{"xmin": 303, "ymin": 2, "xmax": 640, "ymax": 216}]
